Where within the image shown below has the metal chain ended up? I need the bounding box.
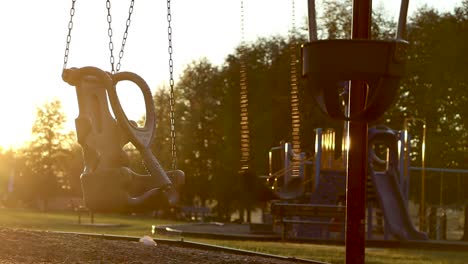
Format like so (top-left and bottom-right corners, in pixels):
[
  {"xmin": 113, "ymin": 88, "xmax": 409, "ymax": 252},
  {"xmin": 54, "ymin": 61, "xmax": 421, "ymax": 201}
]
[
  {"xmin": 116, "ymin": 0, "xmax": 134, "ymax": 73},
  {"xmin": 239, "ymin": 0, "xmax": 250, "ymax": 174},
  {"xmin": 291, "ymin": 0, "xmax": 296, "ymax": 36},
  {"xmin": 106, "ymin": 0, "xmax": 115, "ymax": 74},
  {"xmin": 63, "ymin": 0, "xmax": 77, "ymax": 71},
  {"xmin": 167, "ymin": 0, "xmax": 177, "ymax": 171},
  {"xmin": 106, "ymin": 0, "xmax": 134, "ymax": 74},
  {"xmin": 240, "ymin": 0, "xmax": 245, "ymax": 44},
  {"xmin": 289, "ymin": 0, "xmax": 301, "ymax": 160}
]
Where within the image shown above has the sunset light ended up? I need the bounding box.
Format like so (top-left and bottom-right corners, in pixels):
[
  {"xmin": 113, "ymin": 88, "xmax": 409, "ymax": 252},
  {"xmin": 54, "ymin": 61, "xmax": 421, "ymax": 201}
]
[
  {"xmin": 0, "ymin": 0, "xmax": 458, "ymax": 151},
  {"xmin": 0, "ymin": 0, "xmax": 467, "ymax": 263}
]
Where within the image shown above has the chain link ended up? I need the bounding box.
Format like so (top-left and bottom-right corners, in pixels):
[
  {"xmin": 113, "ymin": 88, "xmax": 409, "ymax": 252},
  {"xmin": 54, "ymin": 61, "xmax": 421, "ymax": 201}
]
[
  {"xmin": 240, "ymin": 0, "xmax": 245, "ymax": 44},
  {"xmin": 106, "ymin": 0, "xmax": 115, "ymax": 74},
  {"xmin": 106, "ymin": 0, "xmax": 134, "ymax": 74},
  {"xmin": 116, "ymin": 0, "xmax": 134, "ymax": 73},
  {"xmin": 167, "ymin": 0, "xmax": 177, "ymax": 171},
  {"xmin": 63, "ymin": 0, "xmax": 77, "ymax": 71},
  {"xmin": 291, "ymin": 0, "xmax": 296, "ymax": 36}
]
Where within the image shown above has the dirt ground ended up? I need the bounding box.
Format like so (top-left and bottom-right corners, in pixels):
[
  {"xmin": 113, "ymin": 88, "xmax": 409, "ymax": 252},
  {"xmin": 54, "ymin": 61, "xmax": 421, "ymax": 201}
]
[{"xmin": 0, "ymin": 228, "xmax": 299, "ymax": 264}]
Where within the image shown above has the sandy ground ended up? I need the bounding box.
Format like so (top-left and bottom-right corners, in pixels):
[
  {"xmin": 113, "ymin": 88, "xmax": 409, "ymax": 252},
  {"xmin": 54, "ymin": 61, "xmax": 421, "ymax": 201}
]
[{"xmin": 0, "ymin": 228, "xmax": 299, "ymax": 264}]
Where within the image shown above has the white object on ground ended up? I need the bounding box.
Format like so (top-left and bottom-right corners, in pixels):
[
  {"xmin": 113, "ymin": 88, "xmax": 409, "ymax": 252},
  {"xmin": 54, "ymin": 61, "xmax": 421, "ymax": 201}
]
[{"xmin": 139, "ymin": 235, "xmax": 157, "ymax": 246}]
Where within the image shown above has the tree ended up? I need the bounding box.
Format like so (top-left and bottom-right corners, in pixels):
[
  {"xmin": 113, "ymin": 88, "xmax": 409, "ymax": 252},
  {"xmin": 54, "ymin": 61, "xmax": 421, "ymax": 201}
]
[
  {"xmin": 176, "ymin": 59, "xmax": 225, "ymax": 207},
  {"xmin": 19, "ymin": 99, "xmax": 75, "ymax": 210},
  {"xmin": 318, "ymin": 0, "xmax": 396, "ymax": 40}
]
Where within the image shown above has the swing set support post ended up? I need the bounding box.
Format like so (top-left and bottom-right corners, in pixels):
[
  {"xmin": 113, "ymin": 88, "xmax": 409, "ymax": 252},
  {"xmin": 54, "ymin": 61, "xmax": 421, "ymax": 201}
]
[
  {"xmin": 304, "ymin": 0, "xmax": 410, "ymax": 261},
  {"xmin": 345, "ymin": 0, "xmax": 371, "ymax": 263}
]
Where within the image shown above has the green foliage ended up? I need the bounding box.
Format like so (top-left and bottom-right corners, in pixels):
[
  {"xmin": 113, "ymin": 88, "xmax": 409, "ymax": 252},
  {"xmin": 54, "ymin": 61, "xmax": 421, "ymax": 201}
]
[
  {"xmin": 152, "ymin": 88, "xmax": 174, "ymax": 170},
  {"xmin": 319, "ymin": 0, "xmax": 352, "ymax": 39},
  {"xmin": 176, "ymin": 59, "xmax": 225, "ymax": 206},
  {"xmin": 15, "ymin": 100, "xmax": 79, "ymax": 209},
  {"xmin": 318, "ymin": 0, "xmax": 396, "ymax": 40}
]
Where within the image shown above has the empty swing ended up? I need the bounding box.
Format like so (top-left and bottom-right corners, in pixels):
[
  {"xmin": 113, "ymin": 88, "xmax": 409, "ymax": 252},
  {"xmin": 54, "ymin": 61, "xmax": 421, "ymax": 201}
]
[{"xmin": 61, "ymin": 0, "xmax": 184, "ymax": 213}]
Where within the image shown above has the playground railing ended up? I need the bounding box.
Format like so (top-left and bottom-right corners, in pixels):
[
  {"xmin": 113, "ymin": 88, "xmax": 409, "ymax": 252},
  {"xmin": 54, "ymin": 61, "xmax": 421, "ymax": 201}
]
[{"xmin": 268, "ymin": 143, "xmax": 314, "ymax": 193}]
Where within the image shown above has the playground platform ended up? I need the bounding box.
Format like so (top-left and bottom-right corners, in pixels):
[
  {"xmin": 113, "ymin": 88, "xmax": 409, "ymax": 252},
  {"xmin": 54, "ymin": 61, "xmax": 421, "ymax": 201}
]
[{"xmin": 153, "ymin": 222, "xmax": 468, "ymax": 251}]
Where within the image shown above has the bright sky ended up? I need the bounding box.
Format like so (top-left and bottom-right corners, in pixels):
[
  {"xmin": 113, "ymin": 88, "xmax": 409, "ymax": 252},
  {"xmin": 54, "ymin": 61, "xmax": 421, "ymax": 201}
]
[{"xmin": 0, "ymin": 0, "xmax": 462, "ymax": 150}]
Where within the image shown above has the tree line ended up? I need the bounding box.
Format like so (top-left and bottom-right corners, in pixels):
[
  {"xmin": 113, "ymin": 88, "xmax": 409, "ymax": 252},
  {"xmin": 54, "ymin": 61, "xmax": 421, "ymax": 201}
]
[{"xmin": 0, "ymin": 1, "xmax": 467, "ymax": 220}]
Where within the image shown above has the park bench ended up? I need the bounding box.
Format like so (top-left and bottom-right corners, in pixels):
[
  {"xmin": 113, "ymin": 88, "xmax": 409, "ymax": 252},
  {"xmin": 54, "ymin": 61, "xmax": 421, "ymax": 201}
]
[
  {"xmin": 270, "ymin": 202, "xmax": 346, "ymax": 240},
  {"xmin": 75, "ymin": 205, "xmax": 94, "ymax": 224},
  {"xmin": 66, "ymin": 199, "xmax": 94, "ymax": 224}
]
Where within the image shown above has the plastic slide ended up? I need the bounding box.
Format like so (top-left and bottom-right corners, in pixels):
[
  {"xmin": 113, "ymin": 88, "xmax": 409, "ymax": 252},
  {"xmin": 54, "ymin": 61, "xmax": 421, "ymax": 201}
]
[{"xmin": 371, "ymin": 169, "xmax": 428, "ymax": 240}]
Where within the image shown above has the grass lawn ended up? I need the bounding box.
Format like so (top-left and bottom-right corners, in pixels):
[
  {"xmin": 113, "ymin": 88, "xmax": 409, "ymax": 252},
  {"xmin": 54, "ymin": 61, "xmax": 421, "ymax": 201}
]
[{"xmin": 0, "ymin": 208, "xmax": 467, "ymax": 264}]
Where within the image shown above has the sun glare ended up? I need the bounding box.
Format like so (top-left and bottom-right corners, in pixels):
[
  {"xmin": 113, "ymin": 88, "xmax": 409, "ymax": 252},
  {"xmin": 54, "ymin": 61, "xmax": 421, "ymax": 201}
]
[
  {"xmin": 0, "ymin": 115, "xmax": 33, "ymax": 150},
  {"xmin": 0, "ymin": 92, "xmax": 79, "ymax": 151},
  {"xmin": 0, "ymin": 92, "xmax": 36, "ymax": 150}
]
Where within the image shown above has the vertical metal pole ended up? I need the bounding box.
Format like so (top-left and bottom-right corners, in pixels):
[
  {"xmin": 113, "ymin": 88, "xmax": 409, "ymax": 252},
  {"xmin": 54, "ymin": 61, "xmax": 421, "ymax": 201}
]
[
  {"xmin": 307, "ymin": 0, "xmax": 318, "ymax": 41},
  {"xmin": 406, "ymin": 133, "xmax": 411, "ymax": 204},
  {"xmin": 346, "ymin": 0, "xmax": 371, "ymax": 263},
  {"xmin": 421, "ymin": 120, "xmax": 427, "ymax": 231},
  {"xmin": 396, "ymin": 0, "xmax": 410, "ymax": 40},
  {"xmin": 269, "ymin": 151, "xmax": 273, "ymax": 177},
  {"xmin": 405, "ymin": 117, "xmax": 427, "ymax": 231},
  {"xmin": 403, "ymin": 119, "xmax": 410, "ymax": 202},
  {"xmin": 284, "ymin": 142, "xmax": 291, "ymax": 184},
  {"xmin": 398, "ymin": 131, "xmax": 406, "ymax": 199},
  {"xmin": 315, "ymin": 128, "xmax": 323, "ymax": 190}
]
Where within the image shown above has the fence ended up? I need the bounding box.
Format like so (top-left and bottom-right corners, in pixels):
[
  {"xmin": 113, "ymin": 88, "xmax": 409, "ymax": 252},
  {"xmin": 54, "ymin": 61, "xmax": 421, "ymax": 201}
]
[
  {"xmin": 409, "ymin": 167, "xmax": 468, "ymax": 206},
  {"xmin": 409, "ymin": 166, "xmax": 467, "ymax": 240}
]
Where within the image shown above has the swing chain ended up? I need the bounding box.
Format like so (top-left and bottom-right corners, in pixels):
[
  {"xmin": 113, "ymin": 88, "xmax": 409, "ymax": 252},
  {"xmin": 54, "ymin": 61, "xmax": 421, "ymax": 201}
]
[
  {"xmin": 63, "ymin": 0, "xmax": 77, "ymax": 71},
  {"xmin": 117, "ymin": 0, "xmax": 134, "ymax": 73},
  {"xmin": 106, "ymin": 0, "xmax": 135, "ymax": 74},
  {"xmin": 239, "ymin": 0, "xmax": 250, "ymax": 173},
  {"xmin": 240, "ymin": 0, "xmax": 245, "ymax": 44},
  {"xmin": 106, "ymin": 0, "xmax": 115, "ymax": 74},
  {"xmin": 167, "ymin": 0, "xmax": 177, "ymax": 171}
]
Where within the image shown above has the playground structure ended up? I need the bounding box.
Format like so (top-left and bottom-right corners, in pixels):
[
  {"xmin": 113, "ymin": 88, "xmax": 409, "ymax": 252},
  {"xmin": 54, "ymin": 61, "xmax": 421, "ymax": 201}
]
[
  {"xmin": 271, "ymin": 0, "xmax": 415, "ymax": 261},
  {"xmin": 268, "ymin": 125, "xmax": 428, "ymax": 241},
  {"xmin": 304, "ymin": 0, "xmax": 411, "ymax": 259}
]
